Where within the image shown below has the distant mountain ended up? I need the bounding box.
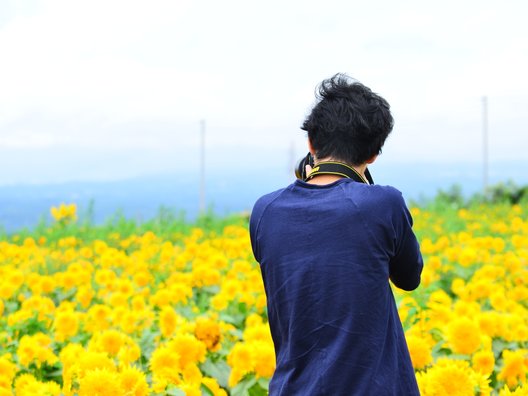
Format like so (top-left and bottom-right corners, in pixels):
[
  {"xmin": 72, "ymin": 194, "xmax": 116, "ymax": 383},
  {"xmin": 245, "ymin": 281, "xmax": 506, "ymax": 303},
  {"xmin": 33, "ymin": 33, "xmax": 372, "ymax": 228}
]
[
  {"xmin": 0, "ymin": 170, "xmax": 289, "ymax": 233},
  {"xmin": 1, "ymin": 161, "xmax": 526, "ymax": 233}
]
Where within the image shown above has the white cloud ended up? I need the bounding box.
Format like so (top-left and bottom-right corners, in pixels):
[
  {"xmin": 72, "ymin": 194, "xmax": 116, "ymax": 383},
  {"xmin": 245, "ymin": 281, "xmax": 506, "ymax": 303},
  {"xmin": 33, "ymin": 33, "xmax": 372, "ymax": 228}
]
[
  {"xmin": 0, "ymin": 0, "xmax": 527, "ymax": 184},
  {"xmin": 0, "ymin": 132, "xmax": 58, "ymax": 149}
]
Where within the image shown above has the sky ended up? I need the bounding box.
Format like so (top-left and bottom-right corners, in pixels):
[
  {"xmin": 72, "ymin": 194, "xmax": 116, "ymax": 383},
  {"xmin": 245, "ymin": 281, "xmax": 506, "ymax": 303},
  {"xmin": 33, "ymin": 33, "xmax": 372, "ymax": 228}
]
[{"xmin": 0, "ymin": 0, "xmax": 527, "ymax": 185}]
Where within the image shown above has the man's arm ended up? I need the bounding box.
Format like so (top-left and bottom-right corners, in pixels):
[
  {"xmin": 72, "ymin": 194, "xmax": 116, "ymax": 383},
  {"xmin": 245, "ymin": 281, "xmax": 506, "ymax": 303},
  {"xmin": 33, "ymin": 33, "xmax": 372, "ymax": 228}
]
[
  {"xmin": 389, "ymin": 201, "xmax": 423, "ymax": 291},
  {"xmin": 249, "ymin": 198, "xmax": 264, "ymax": 264}
]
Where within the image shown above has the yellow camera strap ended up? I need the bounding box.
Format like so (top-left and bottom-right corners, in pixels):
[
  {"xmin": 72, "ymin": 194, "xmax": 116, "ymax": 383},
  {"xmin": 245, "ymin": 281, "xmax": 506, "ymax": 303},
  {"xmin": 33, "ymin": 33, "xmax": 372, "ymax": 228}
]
[{"xmin": 305, "ymin": 161, "xmax": 373, "ymax": 184}]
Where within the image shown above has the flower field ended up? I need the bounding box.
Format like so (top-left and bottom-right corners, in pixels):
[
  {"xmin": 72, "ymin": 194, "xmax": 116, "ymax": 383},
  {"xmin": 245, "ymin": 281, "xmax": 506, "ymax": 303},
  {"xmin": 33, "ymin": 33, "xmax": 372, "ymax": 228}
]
[{"xmin": 0, "ymin": 201, "xmax": 527, "ymax": 395}]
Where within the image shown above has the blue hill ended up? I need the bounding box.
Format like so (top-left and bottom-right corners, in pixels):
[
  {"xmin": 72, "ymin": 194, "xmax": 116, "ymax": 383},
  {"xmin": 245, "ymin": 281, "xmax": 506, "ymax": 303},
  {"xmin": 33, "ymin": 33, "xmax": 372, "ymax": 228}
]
[{"xmin": 1, "ymin": 161, "xmax": 526, "ymax": 233}]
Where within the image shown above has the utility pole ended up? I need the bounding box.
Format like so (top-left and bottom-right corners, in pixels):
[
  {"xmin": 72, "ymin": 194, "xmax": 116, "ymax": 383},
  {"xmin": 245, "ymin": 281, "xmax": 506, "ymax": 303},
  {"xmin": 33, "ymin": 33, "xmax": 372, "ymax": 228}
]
[
  {"xmin": 289, "ymin": 140, "xmax": 296, "ymax": 176},
  {"xmin": 199, "ymin": 119, "xmax": 206, "ymax": 214},
  {"xmin": 482, "ymin": 96, "xmax": 489, "ymax": 193}
]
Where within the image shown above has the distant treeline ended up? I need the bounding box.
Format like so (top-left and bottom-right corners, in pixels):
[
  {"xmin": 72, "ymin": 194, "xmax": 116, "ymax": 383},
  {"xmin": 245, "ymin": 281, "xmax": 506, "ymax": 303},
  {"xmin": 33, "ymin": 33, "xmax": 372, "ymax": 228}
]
[
  {"xmin": 413, "ymin": 181, "xmax": 528, "ymax": 208},
  {"xmin": 2, "ymin": 181, "xmax": 527, "ymax": 238}
]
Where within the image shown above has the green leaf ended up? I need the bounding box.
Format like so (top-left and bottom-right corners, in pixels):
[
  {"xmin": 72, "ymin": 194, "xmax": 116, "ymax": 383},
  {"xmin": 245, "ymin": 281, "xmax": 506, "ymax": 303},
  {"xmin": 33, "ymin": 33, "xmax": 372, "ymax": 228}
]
[
  {"xmin": 201, "ymin": 358, "xmax": 230, "ymax": 388},
  {"xmin": 165, "ymin": 385, "xmax": 186, "ymax": 396},
  {"xmin": 430, "ymin": 338, "xmax": 443, "ymax": 354},
  {"xmin": 257, "ymin": 377, "xmax": 270, "ymax": 390},
  {"xmin": 247, "ymin": 379, "xmax": 269, "ymax": 395},
  {"xmin": 201, "ymin": 383, "xmax": 215, "ymax": 396},
  {"xmin": 231, "ymin": 376, "xmax": 257, "ymax": 396},
  {"xmin": 138, "ymin": 328, "xmax": 158, "ymax": 360}
]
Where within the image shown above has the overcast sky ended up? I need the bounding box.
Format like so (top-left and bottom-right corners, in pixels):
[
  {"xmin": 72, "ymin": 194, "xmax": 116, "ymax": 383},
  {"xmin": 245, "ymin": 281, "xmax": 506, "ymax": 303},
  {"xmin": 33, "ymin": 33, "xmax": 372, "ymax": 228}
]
[{"xmin": 0, "ymin": 0, "xmax": 527, "ymax": 185}]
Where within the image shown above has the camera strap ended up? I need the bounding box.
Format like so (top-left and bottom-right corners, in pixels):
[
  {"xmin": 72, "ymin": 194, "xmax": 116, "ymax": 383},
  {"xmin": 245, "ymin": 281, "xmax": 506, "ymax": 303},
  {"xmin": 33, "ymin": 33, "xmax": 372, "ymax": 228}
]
[{"xmin": 305, "ymin": 161, "xmax": 374, "ymax": 184}]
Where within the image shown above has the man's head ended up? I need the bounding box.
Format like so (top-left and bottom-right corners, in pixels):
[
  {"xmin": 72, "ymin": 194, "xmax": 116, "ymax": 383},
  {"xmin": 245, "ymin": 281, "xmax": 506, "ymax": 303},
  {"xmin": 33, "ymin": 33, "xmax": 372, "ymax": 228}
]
[{"xmin": 301, "ymin": 73, "xmax": 394, "ymax": 166}]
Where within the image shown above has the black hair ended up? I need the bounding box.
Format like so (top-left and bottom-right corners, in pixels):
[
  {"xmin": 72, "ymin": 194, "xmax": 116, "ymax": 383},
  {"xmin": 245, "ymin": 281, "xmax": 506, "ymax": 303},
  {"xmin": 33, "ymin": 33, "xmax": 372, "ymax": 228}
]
[{"xmin": 301, "ymin": 73, "xmax": 394, "ymax": 165}]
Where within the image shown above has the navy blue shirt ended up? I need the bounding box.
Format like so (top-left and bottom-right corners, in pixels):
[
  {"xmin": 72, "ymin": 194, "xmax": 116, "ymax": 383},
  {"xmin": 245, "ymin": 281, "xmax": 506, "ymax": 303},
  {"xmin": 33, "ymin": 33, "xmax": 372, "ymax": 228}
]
[{"xmin": 249, "ymin": 179, "xmax": 423, "ymax": 395}]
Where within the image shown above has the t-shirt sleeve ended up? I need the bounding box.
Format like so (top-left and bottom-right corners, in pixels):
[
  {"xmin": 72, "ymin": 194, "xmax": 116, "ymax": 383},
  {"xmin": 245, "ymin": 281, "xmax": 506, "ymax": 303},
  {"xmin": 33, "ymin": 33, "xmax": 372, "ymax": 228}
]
[
  {"xmin": 249, "ymin": 189, "xmax": 285, "ymax": 264},
  {"xmin": 249, "ymin": 198, "xmax": 264, "ymax": 263},
  {"xmin": 388, "ymin": 193, "xmax": 423, "ymax": 291}
]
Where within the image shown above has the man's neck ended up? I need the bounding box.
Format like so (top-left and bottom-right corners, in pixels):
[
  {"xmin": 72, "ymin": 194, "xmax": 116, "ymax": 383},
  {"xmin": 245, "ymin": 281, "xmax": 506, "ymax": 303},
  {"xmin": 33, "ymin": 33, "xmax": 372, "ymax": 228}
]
[{"xmin": 307, "ymin": 158, "xmax": 368, "ymax": 185}]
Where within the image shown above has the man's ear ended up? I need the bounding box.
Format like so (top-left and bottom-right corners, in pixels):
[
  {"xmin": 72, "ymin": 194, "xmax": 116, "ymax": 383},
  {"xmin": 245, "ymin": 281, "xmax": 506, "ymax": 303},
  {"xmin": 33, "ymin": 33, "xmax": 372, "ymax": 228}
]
[
  {"xmin": 366, "ymin": 155, "xmax": 378, "ymax": 164},
  {"xmin": 307, "ymin": 138, "xmax": 315, "ymax": 156}
]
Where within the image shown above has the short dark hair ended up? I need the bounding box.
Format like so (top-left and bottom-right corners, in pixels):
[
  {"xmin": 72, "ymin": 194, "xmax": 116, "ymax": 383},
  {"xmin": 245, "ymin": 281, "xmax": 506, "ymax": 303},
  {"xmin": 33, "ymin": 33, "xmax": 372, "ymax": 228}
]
[{"xmin": 301, "ymin": 73, "xmax": 394, "ymax": 165}]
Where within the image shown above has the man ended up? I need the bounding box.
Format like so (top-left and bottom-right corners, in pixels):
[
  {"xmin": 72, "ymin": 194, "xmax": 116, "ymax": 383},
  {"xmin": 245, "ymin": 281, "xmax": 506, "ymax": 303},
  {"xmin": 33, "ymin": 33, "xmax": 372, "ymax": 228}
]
[{"xmin": 249, "ymin": 74, "xmax": 423, "ymax": 395}]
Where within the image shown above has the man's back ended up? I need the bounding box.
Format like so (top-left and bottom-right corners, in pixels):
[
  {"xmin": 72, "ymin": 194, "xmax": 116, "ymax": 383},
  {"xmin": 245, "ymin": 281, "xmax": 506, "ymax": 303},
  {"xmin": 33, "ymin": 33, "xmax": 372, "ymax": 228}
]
[{"xmin": 250, "ymin": 178, "xmax": 422, "ymax": 395}]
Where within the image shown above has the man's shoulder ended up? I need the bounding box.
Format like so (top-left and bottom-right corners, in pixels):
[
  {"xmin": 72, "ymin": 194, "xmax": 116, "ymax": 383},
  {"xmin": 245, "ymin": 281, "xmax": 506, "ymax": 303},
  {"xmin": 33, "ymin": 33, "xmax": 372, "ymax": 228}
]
[
  {"xmin": 343, "ymin": 182, "xmax": 405, "ymax": 207},
  {"xmin": 372, "ymin": 184, "xmax": 405, "ymax": 204},
  {"xmin": 249, "ymin": 185, "xmax": 291, "ymax": 246},
  {"xmin": 252, "ymin": 186, "xmax": 290, "ymax": 216}
]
